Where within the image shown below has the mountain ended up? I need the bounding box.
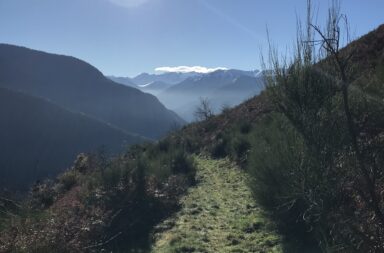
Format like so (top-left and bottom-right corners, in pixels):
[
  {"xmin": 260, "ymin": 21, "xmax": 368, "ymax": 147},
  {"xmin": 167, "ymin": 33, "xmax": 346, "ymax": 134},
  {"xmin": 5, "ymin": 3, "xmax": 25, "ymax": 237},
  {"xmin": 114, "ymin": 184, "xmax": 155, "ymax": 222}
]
[
  {"xmin": 107, "ymin": 76, "xmax": 137, "ymax": 88},
  {"xmin": 109, "ymin": 72, "xmax": 204, "ymax": 95},
  {"xmin": 163, "ymin": 69, "xmax": 259, "ymax": 94},
  {"xmin": 157, "ymin": 69, "xmax": 263, "ymax": 121},
  {"xmin": 110, "ymin": 70, "xmax": 263, "ymax": 121},
  {"xmin": 0, "ymin": 44, "xmax": 185, "ymax": 139},
  {"xmin": 0, "ymin": 87, "xmax": 145, "ymax": 190},
  {"xmin": 131, "ymin": 72, "xmax": 202, "ymax": 86},
  {"xmin": 136, "ymin": 81, "xmax": 175, "ymax": 96}
]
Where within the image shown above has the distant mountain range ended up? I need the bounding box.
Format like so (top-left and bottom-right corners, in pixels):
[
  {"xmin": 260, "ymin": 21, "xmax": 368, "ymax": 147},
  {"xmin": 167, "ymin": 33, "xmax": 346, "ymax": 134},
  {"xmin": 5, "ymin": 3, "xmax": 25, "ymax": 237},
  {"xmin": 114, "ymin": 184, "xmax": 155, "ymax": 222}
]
[
  {"xmin": 110, "ymin": 71, "xmax": 202, "ymax": 86},
  {"xmin": 110, "ymin": 69, "xmax": 264, "ymax": 121},
  {"xmin": 108, "ymin": 72, "xmax": 202, "ymax": 95},
  {"xmin": 0, "ymin": 44, "xmax": 184, "ymax": 189}
]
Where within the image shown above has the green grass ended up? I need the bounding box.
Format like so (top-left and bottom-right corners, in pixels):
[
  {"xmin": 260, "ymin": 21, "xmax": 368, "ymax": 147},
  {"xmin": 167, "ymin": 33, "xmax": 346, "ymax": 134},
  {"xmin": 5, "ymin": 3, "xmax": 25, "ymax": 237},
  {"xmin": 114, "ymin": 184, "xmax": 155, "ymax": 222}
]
[{"xmin": 151, "ymin": 156, "xmax": 282, "ymax": 253}]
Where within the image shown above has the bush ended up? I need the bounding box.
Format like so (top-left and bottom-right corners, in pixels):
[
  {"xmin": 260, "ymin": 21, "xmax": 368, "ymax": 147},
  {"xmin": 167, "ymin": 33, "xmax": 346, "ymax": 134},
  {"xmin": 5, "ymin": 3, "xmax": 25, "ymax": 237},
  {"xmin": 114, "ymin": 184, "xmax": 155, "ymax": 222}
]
[
  {"xmin": 210, "ymin": 125, "xmax": 252, "ymax": 163},
  {"xmin": 157, "ymin": 138, "xmax": 170, "ymax": 152},
  {"xmin": 58, "ymin": 170, "xmax": 77, "ymax": 191},
  {"xmin": 211, "ymin": 135, "xmax": 230, "ymax": 158},
  {"xmin": 232, "ymin": 137, "xmax": 251, "ymax": 162},
  {"xmin": 246, "ymin": 113, "xmax": 340, "ymax": 250},
  {"xmin": 170, "ymin": 151, "xmax": 196, "ymax": 184},
  {"xmin": 239, "ymin": 121, "xmax": 252, "ymax": 134},
  {"xmin": 102, "ymin": 162, "xmax": 124, "ymax": 189},
  {"xmin": 30, "ymin": 180, "xmax": 57, "ymax": 209}
]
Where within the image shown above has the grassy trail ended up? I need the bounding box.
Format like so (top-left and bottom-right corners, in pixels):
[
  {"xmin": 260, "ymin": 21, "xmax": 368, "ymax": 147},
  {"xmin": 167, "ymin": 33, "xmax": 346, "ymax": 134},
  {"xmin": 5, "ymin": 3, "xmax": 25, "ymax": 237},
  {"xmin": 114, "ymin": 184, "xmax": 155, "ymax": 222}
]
[{"xmin": 151, "ymin": 156, "xmax": 282, "ymax": 253}]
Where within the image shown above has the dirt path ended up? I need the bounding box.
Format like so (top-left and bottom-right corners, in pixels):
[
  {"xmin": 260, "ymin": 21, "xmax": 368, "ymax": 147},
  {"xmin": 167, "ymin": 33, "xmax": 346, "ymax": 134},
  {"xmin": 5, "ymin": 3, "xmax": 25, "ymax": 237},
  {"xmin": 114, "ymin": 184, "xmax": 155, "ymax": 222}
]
[{"xmin": 151, "ymin": 156, "xmax": 282, "ymax": 253}]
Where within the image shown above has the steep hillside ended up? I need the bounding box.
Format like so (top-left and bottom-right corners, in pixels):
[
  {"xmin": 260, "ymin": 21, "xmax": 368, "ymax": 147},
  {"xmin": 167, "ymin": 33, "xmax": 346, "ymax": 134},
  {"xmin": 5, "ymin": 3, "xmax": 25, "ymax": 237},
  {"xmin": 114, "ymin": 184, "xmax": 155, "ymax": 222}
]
[
  {"xmin": 0, "ymin": 44, "xmax": 185, "ymax": 139},
  {"xmin": 0, "ymin": 87, "xmax": 144, "ymax": 190}
]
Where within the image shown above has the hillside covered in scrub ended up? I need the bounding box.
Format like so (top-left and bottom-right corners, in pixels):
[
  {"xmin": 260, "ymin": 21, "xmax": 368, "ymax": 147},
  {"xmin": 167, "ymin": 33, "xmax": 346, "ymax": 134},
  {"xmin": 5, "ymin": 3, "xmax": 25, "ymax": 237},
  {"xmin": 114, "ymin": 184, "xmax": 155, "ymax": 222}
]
[{"xmin": 1, "ymin": 9, "xmax": 383, "ymax": 253}]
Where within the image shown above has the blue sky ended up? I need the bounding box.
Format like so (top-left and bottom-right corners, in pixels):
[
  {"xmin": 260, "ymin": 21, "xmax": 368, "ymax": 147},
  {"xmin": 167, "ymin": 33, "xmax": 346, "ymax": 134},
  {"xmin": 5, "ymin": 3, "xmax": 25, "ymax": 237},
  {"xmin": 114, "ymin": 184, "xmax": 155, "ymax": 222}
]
[{"xmin": 0, "ymin": 0, "xmax": 383, "ymax": 76}]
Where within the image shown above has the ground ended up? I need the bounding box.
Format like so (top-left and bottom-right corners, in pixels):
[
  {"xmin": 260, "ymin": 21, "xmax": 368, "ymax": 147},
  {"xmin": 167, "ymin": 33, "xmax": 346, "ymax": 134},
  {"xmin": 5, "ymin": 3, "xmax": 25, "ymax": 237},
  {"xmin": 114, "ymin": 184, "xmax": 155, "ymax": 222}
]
[{"xmin": 151, "ymin": 156, "xmax": 282, "ymax": 253}]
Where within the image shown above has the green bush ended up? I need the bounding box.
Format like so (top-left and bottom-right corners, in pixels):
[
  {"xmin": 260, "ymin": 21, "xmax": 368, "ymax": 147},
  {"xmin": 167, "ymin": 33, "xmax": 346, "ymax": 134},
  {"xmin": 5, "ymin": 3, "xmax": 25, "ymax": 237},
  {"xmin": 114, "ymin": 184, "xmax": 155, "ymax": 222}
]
[
  {"xmin": 232, "ymin": 137, "xmax": 251, "ymax": 162},
  {"xmin": 210, "ymin": 125, "xmax": 252, "ymax": 163},
  {"xmin": 157, "ymin": 138, "xmax": 171, "ymax": 152},
  {"xmin": 239, "ymin": 121, "xmax": 252, "ymax": 134},
  {"xmin": 246, "ymin": 113, "xmax": 339, "ymax": 249},
  {"xmin": 102, "ymin": 162, "xmax": 124, "ymax": 189},
  {"xmin": 170, "ymin": 151, "xmax": 196, "ymax": 183},
  {"xmin": 247, "ymin": 114, "xmax": 303, "ymax": 208}
]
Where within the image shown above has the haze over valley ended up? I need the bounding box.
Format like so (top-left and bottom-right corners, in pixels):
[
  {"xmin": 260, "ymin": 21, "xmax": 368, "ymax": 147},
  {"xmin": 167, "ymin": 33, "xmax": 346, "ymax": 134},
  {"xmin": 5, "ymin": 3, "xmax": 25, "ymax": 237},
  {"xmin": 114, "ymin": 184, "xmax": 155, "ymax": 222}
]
[{"xmin": 109, "ymin": 68, "xmax": 264, "ymax": 121}]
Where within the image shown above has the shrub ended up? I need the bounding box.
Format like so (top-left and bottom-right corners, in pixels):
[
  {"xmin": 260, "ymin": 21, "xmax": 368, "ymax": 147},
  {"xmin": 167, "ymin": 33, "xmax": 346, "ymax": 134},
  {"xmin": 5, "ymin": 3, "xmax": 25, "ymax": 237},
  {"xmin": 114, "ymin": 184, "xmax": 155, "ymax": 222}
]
[
  {"xmin": 30, "ymin": 180, "xmax": 57, "ymax": 209},
  {"xmin": 246, "ymin": 113, "xmax": 341, "ymax": 249},
  {"xmin": 157, "ymin": 138, "xmax": 170, "ymax": 152},
  {"xmin": 170, "ymin": 151, "xmax": 196, "ymax": 184},
  {"xmin": 239, "ymin": 121, "xmax": 252, "ymax": 134},
  {"xmin": 211, "ymin": 135, "xmax": 230, "ymax": 158},
  {"xmin": 232, "ymin": 137, "xmax": 251, "ymax": 162},
  {"xmin": 58, "ymin": 170, "xmax": 77, "ymax": 191},
  {"xmin": 102, "ymin": 162, "xmax": 124, "ymax": 189}
]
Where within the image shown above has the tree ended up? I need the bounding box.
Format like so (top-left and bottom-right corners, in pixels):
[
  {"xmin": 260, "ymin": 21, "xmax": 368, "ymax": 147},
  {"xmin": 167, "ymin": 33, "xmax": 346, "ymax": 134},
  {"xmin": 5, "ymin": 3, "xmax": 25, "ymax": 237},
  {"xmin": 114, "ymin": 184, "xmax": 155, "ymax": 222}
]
[{"xmin": 194, "ymin": 97, "xmax": 213, "ymax": 121}]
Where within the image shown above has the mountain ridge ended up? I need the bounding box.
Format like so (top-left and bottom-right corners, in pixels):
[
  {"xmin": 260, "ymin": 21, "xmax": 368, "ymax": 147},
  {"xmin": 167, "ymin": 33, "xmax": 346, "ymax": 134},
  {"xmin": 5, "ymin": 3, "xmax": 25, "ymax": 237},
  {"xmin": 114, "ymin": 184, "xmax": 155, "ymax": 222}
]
[
  {"xmin": 157, "ymin": 69, "xmax": 263, "ymax": 121},
  {"xmin": 0, "ymin": 44, "xmax": 185, "ymax": 139}
]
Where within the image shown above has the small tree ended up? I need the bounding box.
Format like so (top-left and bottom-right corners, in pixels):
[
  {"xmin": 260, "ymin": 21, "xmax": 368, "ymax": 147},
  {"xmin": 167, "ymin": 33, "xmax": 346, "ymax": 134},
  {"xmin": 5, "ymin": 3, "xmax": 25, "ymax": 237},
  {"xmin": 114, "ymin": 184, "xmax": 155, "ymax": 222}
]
[{"xmin": 194, "ymin": 97, "xmax": 213, "ymax": 121}]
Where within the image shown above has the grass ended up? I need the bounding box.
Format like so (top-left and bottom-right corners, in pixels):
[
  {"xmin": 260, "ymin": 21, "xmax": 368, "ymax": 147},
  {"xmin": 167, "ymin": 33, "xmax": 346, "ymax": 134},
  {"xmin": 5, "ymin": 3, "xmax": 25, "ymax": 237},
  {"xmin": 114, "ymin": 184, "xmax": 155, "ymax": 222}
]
[{"xmin": 151, "ymin": 156, "xmax": 282, "ymax": 253}]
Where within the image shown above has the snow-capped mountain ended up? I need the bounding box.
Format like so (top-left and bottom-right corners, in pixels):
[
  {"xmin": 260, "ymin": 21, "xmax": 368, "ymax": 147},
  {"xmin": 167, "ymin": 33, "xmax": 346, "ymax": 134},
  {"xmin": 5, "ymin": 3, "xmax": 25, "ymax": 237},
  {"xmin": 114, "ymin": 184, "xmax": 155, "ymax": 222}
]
[
  {"xmin": 109, "ymin": 69, "xmax": 264, "ymax": 121},
  {"xmin": 132, "ymin": 72, "xmax": 203, "ymax": 86}
]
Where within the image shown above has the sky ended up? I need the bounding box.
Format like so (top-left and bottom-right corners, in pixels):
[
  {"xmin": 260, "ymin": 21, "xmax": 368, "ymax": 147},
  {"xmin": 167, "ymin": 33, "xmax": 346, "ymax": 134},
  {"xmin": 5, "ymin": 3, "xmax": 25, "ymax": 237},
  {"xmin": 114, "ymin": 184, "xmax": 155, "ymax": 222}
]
[{"xmin": 0, "ymin": 0, "xmax": 383, "ymax": 77}]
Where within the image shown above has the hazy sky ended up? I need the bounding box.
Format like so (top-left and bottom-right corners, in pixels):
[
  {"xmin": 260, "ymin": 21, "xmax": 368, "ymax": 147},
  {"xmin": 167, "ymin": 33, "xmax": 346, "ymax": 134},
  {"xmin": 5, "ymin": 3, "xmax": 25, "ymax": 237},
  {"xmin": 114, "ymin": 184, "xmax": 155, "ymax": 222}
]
[{"xmin": 0, "ymin": 0, "xmax": 383, "ymax": 76}]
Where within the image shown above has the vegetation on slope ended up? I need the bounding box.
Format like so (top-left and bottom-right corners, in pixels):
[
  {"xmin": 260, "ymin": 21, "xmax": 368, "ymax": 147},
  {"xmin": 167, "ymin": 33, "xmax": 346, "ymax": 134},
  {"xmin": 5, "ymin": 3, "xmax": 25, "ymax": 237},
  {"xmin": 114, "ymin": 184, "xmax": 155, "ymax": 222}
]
[
  {"xmin": 0, "ymin": 140, "xmax": 196, "ymax": 252},
  {"xmin": 255, "ymin": 10, "xmax": 384, "ymax": 250},
  {"xmin": 160, "ymin": 20, "xmax": 384, "ymax": 252}
]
